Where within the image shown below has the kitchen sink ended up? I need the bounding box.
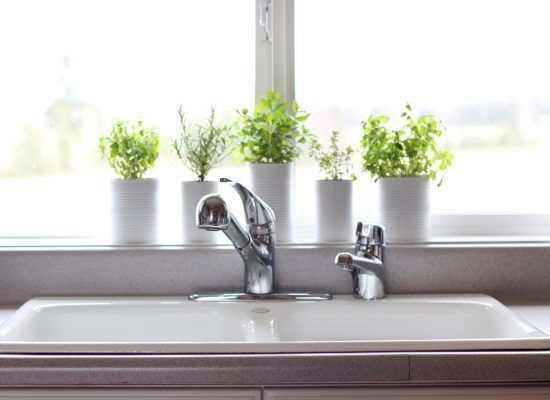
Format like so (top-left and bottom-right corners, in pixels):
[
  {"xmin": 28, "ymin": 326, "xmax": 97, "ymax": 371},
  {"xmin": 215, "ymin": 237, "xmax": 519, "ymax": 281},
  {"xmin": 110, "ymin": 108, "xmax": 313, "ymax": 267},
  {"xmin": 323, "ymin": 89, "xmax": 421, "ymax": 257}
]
[{"xmin": 0, "ymin": 294, "xmax": 548, "ymax": 353}]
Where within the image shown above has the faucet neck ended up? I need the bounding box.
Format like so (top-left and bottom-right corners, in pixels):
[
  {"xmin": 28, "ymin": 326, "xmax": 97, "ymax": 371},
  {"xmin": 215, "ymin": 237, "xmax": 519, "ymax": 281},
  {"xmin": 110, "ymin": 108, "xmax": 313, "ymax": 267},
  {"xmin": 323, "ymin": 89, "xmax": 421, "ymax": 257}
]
[{"xmin": 240, "ymin": 235, "xmax": 276, "ymax": 294}]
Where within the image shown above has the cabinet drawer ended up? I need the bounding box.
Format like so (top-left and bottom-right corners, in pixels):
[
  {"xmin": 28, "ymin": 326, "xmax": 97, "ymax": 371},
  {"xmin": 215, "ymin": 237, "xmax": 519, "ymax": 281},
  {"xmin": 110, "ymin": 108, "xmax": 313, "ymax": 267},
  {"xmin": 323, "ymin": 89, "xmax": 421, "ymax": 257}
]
[
  {"xmin": 0, "ymin": 388, "xmax": 261, "ymax": 400},
  {"xmin": 264, "ymin": 386, "xmax": 550, "ymax": 400}
]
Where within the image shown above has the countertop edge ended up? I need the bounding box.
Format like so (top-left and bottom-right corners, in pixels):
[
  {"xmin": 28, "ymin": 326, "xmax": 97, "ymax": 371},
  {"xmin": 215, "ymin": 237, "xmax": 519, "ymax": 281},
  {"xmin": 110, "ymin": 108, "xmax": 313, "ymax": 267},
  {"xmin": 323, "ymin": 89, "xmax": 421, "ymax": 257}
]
[{"xmin": 1, "ymin": 352, "xmax": 550, "ymax": 386}]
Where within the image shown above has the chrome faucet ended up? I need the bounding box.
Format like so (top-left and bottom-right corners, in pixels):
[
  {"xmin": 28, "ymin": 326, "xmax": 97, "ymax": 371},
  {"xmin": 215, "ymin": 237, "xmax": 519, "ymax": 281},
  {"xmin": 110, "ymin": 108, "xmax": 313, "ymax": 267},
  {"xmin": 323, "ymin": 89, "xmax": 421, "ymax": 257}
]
[
  {"xmin": 335, "ymin": 222, "xmax": 386, "ymax": 300},
  {"xmin": 196, "ymin": 178, "xmax": 275, "ymax": 294},
  {"xmin": 190, "ymin": 178, "xmax": 331, "ymax": 302}
]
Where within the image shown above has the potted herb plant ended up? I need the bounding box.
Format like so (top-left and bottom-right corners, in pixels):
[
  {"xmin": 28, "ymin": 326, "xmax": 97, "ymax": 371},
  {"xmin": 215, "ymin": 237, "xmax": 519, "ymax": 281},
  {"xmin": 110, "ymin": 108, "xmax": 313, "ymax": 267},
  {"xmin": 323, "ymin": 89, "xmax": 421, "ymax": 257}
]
[
  {"xmin": 99, "ymin": 119, "xmax": 160, "ymax": 244},
  {"xmin": 172, "ymin": 106, "xmax": 233, "ymax": 244},
  {"xmin": 360, "ymin": 104, "xmax": 453, "ymax": 242},
  {"xmin": 236, "ymin": 91, "xmax": 310, "ymax": 242},
  {"xmin": 309, "ymin": 130, "xmax": 357, "ymax": 242}
]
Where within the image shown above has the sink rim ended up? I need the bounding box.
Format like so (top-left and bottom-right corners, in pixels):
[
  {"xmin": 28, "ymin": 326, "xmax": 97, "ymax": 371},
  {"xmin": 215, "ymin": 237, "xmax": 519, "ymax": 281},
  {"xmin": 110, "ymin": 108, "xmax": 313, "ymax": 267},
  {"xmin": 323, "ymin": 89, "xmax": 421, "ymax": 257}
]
[{"xmin": 0, "ymin": 294, "xmax": 548, "ymax": 354}]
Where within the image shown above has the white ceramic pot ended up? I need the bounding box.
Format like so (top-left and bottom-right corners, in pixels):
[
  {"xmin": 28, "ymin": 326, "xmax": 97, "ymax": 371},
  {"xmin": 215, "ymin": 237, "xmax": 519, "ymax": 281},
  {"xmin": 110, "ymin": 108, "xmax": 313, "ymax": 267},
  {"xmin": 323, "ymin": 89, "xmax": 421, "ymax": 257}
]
[
  {"xmin": 111, "ymin": 178, "xmax": 159, "ymax": 245},
  {"xmin": 249, "ymin": 162, "xmax": 294, "ymax": 243},
  {"xmin": 379, "ymin": 176, "xmax": 430, "ymax": 243},
  {"xmin": 181, "ymin": 181, "xmax": 219, "ymax": 244},
  {"xmin": 315, "ymin": 180, "xmax": 354, "ymax": 243}
]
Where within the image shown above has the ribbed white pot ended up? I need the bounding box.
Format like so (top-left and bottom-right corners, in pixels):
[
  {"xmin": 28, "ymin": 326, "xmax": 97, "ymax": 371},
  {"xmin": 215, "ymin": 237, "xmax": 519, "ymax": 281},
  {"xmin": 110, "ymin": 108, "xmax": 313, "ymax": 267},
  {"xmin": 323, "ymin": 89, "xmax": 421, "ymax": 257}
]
[
  {"xmin": 315, "ymin": 180, "xmax": 354, "ymax": 243},
  {"xmin": 249, "ymin": 162, "xmax": 294, "ymax": 243},
  {"xmin": 379, "ymin": 177, "xmax": 430, "ymax": 243},
  {"xmin": 181, "ymin": 181, "xmax": 219, "ymax": 244},
  {"xmin": 111, "ymin": 178, "xmax": 159, "ymax": 245}
]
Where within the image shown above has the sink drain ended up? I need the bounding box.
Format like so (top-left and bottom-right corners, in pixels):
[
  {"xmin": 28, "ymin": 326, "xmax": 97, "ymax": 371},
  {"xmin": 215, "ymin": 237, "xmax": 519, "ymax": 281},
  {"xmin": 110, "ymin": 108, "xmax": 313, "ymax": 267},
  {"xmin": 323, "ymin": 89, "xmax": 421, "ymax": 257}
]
[{"xmin": 251, "ymin": 307, "xmax": 270, "ymax": 314}]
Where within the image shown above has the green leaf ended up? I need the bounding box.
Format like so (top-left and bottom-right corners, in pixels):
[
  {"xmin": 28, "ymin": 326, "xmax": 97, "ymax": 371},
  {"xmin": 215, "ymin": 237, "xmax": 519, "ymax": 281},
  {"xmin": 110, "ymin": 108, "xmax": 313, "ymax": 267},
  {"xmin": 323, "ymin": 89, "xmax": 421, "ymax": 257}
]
[
  {"xmin": 98, "ymin": 119, "xmax": 160, "ymax": 180},
  {"xmin": 234, "ymin": 91, "xmax": 310, "ymax": 163},
  {"xmin": 171, "ymin": 106, "xmax": 235, "ymax": 181},
  {"xmin": 308, "ymin": 130, "xmax": 355, "ymax": 180},
  {"xmin": 359, "ymin": 104, "xmax": 453, "ymax": 184}
]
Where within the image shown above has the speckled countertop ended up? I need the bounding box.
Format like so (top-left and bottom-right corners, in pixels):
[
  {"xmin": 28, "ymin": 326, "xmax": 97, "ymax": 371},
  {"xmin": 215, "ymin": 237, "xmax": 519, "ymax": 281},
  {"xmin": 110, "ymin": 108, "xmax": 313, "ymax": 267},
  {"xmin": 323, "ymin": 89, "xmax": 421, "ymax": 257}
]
[
  {"xmin": 0, "ymin": 302, "xmax": 550, "ymax": 386},
  {"xmin": 2, "ymin": 244, "xmax": 550, "ymax": 386}
]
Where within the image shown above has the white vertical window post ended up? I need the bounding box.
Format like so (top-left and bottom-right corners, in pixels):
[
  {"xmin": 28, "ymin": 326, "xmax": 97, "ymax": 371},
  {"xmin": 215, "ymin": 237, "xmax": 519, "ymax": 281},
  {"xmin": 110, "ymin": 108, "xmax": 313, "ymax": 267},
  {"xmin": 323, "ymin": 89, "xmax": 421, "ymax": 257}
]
[
  {"xmin": 254, "ymin": 0, "xmax": 297, "ymax": 244},
  {"xmin": 256, "ymin": 0, "xmax": 295, "ymax": 105}
]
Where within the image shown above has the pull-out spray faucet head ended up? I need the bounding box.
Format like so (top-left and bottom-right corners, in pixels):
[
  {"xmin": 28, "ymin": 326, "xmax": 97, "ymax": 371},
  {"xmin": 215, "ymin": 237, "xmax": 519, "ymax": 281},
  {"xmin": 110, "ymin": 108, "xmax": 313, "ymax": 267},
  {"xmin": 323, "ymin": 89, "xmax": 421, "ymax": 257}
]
[{"xmin": 196, "ymin": 194, "xmax": 230, "ymax": 231}]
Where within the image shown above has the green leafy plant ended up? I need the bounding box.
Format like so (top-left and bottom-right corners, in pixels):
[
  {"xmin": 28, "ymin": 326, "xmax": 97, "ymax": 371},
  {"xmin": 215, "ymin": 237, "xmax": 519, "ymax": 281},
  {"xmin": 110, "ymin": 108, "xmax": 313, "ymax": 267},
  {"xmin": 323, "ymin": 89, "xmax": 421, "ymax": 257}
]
[
  {"xmin": 360, "ymin": 104, "xmax": 453, "ymax": 185},
  {"xmin": 236, "ymin": 91, "xmax": 310, "ymax": 163},
  {"xmin": 309, "ymin": 131, "xmax": 357, "ymax": 181},
  {"xmin": 99, "ymin": 119, "xmax": 160, "ymax": 180},
  {"xmin": 172, "ymin": 106, "xmax": 234, "ymax": 182}
]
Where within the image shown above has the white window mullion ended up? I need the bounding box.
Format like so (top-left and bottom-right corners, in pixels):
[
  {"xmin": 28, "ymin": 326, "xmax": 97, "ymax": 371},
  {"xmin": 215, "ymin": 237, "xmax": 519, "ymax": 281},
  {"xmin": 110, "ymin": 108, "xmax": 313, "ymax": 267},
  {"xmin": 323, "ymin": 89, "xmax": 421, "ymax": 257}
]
[
  {"xmin": 255, "ymin": 0, "xmax": 272, "ymax": 101},
  {"xmin": 255, "ymin": 0, "xmax": 295, "ymax": 104},
  {"xmin": 271, "ymin": 0, "xmax": 294, "ymax": 104}
]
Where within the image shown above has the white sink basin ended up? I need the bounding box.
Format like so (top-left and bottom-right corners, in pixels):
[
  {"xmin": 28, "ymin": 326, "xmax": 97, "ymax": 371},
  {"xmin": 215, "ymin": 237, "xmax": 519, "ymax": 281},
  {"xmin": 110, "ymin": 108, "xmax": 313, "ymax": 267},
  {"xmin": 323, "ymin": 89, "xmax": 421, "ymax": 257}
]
[{"xmin": 0, "ymin": 294, "xmax": 548, "ymax": 353}]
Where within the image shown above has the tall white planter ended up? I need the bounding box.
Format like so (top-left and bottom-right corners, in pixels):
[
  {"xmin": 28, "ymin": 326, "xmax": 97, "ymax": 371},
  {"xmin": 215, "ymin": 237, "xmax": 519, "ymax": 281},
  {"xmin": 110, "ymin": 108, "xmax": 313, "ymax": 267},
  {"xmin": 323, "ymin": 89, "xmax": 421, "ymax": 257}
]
[
  {"xmin": 181, "ymin": 181, "xmax": 219, "ymax": 244},
  {"xmin": 315, "ymin": 180, "xmax": 354, "ymax": 243},
  {"xmin": 379, "ymin": 177, "xmax": 430, "ymax": 243},
  {"xmin": 249, "ymin": 163, "xmax": 294, "ymax": 243},
  {"xmin": 111, "ymin": 178, "xmax": 159, "ymax": 245}
]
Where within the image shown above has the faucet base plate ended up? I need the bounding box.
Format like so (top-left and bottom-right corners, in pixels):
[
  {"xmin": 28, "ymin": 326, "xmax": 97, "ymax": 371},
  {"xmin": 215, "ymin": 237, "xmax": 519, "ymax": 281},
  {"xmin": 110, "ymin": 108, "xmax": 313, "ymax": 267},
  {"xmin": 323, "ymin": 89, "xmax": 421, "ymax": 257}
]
[{"xmin": 188, "ymin": 292, "xmax": 332, "ymax": 302}]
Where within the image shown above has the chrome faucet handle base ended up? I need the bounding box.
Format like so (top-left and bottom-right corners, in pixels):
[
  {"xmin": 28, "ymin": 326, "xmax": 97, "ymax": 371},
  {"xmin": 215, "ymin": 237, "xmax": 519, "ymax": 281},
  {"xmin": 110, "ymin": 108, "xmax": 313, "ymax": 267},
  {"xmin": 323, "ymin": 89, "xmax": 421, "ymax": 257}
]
[
  {"xmin": 189, "ymin": 292, "xmax": 332, "ymax": 302},
  {"xmin": 353, "ymin": 270, "xmax": 385, "ymax": 300}
]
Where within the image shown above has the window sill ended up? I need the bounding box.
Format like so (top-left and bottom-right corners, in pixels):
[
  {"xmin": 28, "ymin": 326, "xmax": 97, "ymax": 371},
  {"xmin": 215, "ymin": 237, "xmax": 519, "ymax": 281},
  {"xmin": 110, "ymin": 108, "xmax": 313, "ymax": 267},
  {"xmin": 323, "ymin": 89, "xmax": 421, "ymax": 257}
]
[{"xmin": 1, "ymin": 235, "xmax": 550, "ymax": 251}]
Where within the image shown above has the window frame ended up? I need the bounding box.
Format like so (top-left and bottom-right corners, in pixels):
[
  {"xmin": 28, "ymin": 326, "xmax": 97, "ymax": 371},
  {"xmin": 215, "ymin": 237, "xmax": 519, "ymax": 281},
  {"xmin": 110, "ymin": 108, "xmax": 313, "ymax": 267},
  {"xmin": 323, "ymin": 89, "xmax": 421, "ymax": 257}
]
[{"xmin": 0, "ymin": 0, "xmax": 545, "ymax": 244}]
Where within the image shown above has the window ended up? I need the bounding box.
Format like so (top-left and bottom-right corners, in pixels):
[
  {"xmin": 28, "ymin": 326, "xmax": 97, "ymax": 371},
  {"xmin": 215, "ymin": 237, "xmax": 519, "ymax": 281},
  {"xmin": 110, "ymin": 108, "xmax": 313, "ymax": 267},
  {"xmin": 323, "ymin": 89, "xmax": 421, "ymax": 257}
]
[{"xmin": 1, "ymin": 0, "xmax": 548, "ymax": 244}]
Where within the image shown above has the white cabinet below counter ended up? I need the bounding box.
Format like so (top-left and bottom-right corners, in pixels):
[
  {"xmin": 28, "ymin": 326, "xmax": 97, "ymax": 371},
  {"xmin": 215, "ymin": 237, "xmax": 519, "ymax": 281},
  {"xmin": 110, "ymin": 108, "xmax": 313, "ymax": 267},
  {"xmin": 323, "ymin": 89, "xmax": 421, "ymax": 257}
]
[
  {"xmin": 0, "ymin": 388, "xmax": 260, "ymax": 400},
  {"xmin": 264, "ymin": 386, "xmax": 550, "ymax": 400},
  {"xmin": 2, "ymin": 386, "xmax": 550, "ymax": 399}
]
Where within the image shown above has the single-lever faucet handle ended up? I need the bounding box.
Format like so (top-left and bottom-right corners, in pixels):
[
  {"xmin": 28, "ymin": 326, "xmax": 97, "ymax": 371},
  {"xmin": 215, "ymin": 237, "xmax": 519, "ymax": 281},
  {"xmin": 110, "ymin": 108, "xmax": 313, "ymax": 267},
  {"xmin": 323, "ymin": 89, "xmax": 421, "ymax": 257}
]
[
  {"xmin": 355, "ymin": 222, "xmax": 385, "ymax": 244},
  {"xmin": 354, "ymin": 222, "xmax": 385, "ymax": 259},
  {"xmin": 367, "ymin": 224, "xmax": 385, "ymax": 246},
  {"xmin": 220, "ymin": 178, "xmax": 276, "ymax": 230},
  {"xmin": 355, "ymin": 222, "xmax": 368, "ymax": 248}
]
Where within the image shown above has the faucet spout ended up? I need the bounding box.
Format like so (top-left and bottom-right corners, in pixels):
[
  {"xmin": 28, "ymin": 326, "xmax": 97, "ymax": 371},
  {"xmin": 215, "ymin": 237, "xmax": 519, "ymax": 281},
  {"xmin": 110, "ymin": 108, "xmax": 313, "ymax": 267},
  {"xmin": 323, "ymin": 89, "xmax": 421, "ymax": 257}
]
[
  {"xmin": 335, "ymin": 252, "xmax": 383, "ymax": 274},
  {"xmin": 335, "ymin": 252, "xmax": 385, "ymax": 300}
]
